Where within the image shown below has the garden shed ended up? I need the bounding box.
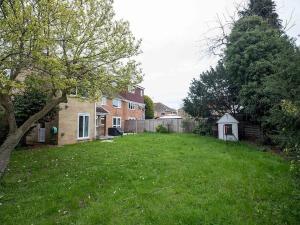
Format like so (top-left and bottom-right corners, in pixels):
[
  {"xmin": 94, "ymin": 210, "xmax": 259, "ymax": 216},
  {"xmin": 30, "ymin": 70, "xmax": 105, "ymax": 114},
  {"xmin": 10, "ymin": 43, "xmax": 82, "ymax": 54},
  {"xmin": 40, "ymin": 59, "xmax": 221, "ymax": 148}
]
[{"xmin": 217, "ymin": 113, "xmax": 239, "ymax": 141}]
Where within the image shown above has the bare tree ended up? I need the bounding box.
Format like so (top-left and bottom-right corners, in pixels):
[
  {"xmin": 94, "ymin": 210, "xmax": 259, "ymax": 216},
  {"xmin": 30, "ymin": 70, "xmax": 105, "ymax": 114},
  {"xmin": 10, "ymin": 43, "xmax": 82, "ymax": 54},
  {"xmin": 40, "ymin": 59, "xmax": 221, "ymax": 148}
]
[{"xmin": 200, "ymin": 1, "xmax": 245, "ymax": 57}]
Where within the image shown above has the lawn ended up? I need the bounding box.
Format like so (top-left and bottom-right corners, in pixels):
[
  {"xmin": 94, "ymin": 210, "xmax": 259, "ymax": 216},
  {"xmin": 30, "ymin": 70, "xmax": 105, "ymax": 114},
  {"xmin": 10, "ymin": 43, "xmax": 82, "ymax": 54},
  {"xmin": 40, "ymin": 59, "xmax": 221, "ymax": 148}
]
[{"xmin": 0, "ymin": 133, "xmax": 299, "ymax": 225}]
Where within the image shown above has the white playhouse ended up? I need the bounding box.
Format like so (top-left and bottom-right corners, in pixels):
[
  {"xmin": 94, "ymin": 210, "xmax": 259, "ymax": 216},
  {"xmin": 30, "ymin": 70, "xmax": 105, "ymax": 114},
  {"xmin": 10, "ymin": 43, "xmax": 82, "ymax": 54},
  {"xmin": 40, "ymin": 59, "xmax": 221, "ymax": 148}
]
[{"xmin": 217, "ymin": 113, "xmax": 239, "ymax": 141}]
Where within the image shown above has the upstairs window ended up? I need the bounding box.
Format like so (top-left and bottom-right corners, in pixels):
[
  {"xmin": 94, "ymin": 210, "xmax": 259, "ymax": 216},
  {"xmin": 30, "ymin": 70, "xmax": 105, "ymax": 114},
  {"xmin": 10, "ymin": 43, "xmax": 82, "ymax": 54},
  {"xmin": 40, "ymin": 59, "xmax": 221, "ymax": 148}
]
[
  {"xmin": 112, "ymin": 98, "xmax": 121, "ymax": 108},
  {"xmin": 128, "ymin": 102, "xmax": 135, "ymax": 110},
  {"xmin": 70, "ymin": 87, "xmax": 78, "ymax": 96},
  {"xmin": 101, "ymin": 97, "xmax": 107, "ymax": 105},
  {"xmin": 140, "ymin": 89, "xmax": 143, "ymax": 96},
  {"xmin": 70, "ymin": 87, "xmax": 88, "ymax": 97}
]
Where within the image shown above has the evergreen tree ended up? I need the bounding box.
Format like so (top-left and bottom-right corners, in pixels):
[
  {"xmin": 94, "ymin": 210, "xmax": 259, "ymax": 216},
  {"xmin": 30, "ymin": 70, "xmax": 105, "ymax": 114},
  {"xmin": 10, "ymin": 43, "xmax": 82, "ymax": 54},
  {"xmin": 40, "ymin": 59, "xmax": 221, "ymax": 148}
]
[
  {"xmin": 184, "ymin": 62, "xmax": 239, "ymax": 118},
  {"xmin": 144, "ymin": 95, "xmax": 154, "ymax": 119},
  {"xmin": 239, "ymin": 0, "xmax": 282, "ymax": 29},
  {"xmin": 224, "ymin": 16, "xmax": 292, "ymax": 122}
]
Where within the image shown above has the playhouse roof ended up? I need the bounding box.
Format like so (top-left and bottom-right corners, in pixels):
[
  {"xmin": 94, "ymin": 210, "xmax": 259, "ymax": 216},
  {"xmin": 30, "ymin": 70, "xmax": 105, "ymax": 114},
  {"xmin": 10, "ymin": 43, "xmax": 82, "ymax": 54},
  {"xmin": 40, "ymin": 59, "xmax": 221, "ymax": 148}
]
[{"xmin": 217, "ymin": 113, "xmax": 239, "ymax": 124}]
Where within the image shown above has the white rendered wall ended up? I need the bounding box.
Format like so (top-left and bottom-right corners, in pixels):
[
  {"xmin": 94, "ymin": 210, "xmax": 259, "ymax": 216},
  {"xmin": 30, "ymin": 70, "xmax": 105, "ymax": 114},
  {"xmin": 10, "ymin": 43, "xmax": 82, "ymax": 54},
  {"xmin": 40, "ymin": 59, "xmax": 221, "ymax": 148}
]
[{"xmin": 218, "ymin": 123, "xmax": 239, "ymax": 141}]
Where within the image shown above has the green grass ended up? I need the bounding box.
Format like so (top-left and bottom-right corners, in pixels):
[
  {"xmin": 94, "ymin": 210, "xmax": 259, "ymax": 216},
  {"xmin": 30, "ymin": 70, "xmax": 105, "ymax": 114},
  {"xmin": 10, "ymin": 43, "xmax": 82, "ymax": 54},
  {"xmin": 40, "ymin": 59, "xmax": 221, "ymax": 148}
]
[{"xmin": 0, "ymin": 133, "xmax": 299, "ymax": 225}]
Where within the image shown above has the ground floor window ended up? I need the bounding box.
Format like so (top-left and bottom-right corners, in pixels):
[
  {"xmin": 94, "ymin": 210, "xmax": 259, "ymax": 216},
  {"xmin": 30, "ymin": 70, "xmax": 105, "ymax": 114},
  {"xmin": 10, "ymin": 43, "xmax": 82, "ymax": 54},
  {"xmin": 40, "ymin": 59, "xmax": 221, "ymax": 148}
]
[
  {"xmin": 78, "ymin": 113, "xmax": 89, "ymax": 139},
  {"xmin": 112, "ymin": 117, "xmax": 121, "ymax": 128},
  {"xmin": 128, "ymin": 117, "xmax": 136, "ymax": 120}
]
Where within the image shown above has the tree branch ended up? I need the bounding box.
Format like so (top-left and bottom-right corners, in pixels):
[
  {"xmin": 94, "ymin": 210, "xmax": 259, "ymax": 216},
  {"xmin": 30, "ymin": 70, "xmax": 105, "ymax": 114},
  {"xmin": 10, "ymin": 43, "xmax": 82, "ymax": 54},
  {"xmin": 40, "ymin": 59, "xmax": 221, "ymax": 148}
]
[{"xmin": 19, "ymin": 92, "xmax": 67, "ymax": 133}]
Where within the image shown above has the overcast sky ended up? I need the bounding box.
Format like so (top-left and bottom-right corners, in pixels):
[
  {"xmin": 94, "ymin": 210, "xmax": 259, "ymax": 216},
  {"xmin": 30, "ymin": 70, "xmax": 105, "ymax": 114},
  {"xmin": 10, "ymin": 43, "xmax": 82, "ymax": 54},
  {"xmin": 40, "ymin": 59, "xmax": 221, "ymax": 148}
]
[{"xmin": 114, "ymin": 0, "xmax": 300, "ymax": 109}]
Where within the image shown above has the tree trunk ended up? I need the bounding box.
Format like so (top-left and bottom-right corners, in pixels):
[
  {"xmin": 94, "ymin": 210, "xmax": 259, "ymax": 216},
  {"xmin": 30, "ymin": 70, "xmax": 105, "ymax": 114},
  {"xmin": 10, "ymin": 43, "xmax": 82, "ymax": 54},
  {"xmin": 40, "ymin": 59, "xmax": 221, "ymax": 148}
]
[
  {"xmin": 0, "ymin": 95, "xmax": 17, "ymax": 134},
  {"xmin": 0, "ymin": 130, "xmax": 24, "ymax": 177},
  {"xmin": 0, "ymin": 93, "xmax": 67, "ymax": 178}
]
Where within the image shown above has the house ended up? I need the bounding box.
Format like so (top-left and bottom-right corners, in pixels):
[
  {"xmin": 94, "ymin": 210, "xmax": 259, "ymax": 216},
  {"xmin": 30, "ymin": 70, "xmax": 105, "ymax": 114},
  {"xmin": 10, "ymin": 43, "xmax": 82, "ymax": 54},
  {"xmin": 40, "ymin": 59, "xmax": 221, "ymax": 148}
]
[
  {"xmin": 26, "ymin": 86, "xmax": 145, "ymax": 145},
  {"xmin": 177, "ymin": 107, "xmax": 192, "ymax": 119},
  {"xmin": 154, "ymin": 102, "xmax": 177, "ymax": 118}
]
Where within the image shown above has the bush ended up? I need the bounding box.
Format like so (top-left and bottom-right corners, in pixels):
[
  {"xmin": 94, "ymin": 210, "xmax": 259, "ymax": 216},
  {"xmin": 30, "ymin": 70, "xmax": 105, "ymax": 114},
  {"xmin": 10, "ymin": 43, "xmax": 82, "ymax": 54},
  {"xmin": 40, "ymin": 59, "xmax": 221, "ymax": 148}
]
[
  {"xmin": 193, "ymin": 120, "xmax": 212, "ymax": 136},
  {"xmin": 156, "ymin": 124, "xmax": 169, "ymax": 133}
]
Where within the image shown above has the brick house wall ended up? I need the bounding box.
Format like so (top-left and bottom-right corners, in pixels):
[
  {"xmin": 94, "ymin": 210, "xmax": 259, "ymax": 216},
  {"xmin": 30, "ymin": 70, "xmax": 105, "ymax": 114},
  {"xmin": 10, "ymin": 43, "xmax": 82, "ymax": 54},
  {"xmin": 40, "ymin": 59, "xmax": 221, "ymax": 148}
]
[{"xmin": 101, "ymin": 98, "xmax": 145, "ymax": 131}]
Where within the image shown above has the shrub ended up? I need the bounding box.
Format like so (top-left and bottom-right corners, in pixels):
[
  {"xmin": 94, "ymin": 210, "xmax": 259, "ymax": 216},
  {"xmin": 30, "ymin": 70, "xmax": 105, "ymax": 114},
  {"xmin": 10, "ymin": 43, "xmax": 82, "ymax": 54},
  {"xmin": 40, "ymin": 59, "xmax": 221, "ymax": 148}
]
[
  {"xmin": 156, "ymin": 124, "xmax": 169, "ymax": 133},
  {"xmin": 181, "ymin": 118, "xmax": 195, "ymax": 133},
  {"xmin": 193, "ymin": 120, "xmax": 212, "ymax": 136}
]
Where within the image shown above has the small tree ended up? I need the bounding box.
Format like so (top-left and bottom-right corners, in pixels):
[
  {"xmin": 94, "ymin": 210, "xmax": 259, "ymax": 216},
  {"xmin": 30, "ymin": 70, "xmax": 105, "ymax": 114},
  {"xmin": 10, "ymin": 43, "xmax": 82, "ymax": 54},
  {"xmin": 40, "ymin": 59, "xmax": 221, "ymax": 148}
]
[
  {"xmin": 0, "ymin": 0, "xmax": 142, "ymax": 175},
  {"xmin": 144, "ymin": 95, "xmax": 154, "ymax": 119}
]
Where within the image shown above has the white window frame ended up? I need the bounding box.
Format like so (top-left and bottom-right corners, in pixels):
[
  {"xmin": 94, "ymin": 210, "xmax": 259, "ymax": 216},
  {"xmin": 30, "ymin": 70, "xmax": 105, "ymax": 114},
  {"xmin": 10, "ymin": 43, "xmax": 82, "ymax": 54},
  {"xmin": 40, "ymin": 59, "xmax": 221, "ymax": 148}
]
[
  {"xmin": 112, "ymin": 98, "xmax": 122, "ymax": 108},
  {"xmin": 78, "ymin": 113, "xmax": 90, "ymax": 140},
  {"xmin": 140, "ymin": 89, "xmax": 143, "ymax": 96},
  {"xmin": 96, "ymin": 115, "xmax": 101, "ymax": 127},
  {"xmin": 70, "ymin": 87, "xmax": 78, "ymax": 96},
  {"xmin": 112, "ymin": 117, "xmax": 121, "ymax": 128},
  {"xmin": 128, "ymin": 102, "xmax": 135, "ymax": 110},
  {"xmin": 101, "ymin": 96, "xmax": 107, "ymax": 105},
  {"xmin": 128, "ymin": 117, "xmax": 136, "ymax": 120}
]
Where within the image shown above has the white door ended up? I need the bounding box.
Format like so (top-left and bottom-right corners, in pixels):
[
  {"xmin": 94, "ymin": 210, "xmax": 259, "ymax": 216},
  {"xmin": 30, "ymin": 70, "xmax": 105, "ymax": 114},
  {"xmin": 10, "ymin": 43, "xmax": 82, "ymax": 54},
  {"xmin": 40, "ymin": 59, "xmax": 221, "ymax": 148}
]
[{"xmin": 38, "ymin": 124, "xmax": 46, "ymax": 143}]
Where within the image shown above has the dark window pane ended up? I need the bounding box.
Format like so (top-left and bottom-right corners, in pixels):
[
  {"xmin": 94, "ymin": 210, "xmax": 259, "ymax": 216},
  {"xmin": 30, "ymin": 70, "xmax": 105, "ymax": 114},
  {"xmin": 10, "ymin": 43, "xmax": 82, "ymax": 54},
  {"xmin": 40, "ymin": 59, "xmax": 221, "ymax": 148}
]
[
  {"xmin": 225, "ymin": 124, "xmax": 233, "ymax": 135},
  {"xmin": 79, "ymin": 116, "xmax": 83, "ymax": 137}
]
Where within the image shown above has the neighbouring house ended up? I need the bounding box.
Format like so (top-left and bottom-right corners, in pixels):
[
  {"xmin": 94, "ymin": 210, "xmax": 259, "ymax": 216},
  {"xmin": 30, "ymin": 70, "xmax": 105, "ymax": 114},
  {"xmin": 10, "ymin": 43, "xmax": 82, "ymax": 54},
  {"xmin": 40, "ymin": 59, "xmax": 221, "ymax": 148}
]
[
  {"xmin": 154, "ymin": 102, "xmax": 177, "ymax": 118},
  {"xmin": 26, "ymin": 86, "xmax": 145, "ymax": 145},
  {"xmin": 177, "ymin": 107, "xmax": 192, "ymax": 119}
]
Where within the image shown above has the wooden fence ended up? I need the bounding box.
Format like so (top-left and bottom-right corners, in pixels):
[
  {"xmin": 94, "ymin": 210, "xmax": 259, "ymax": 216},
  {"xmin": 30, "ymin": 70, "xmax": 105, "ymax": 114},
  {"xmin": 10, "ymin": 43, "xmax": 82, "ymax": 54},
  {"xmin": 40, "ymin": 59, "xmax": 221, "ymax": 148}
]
[
  {"xmin": 124, "ymin": 119, "xmax": 197, "ymax": 133},
  {"xmin": 124, "ymin": 119, "xmax": 264, "ymax": 142},
  {"xmin": 239, "ymin": 122, "xmax": 264, "ymax": 141}
]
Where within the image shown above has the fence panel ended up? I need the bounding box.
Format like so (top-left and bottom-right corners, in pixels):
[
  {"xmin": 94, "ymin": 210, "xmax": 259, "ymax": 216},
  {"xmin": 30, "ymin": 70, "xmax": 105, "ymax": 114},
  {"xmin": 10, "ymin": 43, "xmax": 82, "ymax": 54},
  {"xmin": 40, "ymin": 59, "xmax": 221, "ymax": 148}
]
[
  {"xmin": 124, "ymin": 119, "xmax": 264, "ymax": 142},
  {"xmin": 239, "ymin": 123, "xmax": 263, "ymax": 141},
  {"xmin": 124, "ymin": 119, "xmax": 195, "ymax": 133}
]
